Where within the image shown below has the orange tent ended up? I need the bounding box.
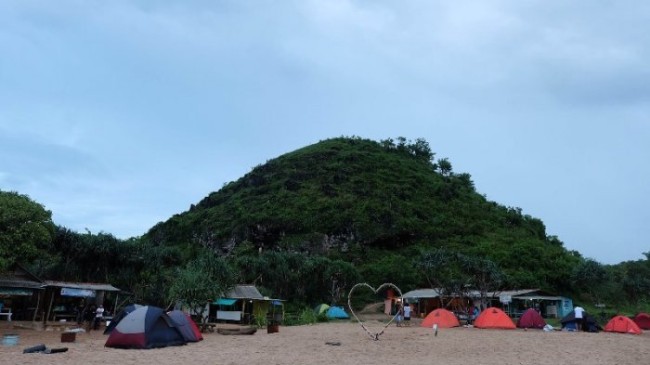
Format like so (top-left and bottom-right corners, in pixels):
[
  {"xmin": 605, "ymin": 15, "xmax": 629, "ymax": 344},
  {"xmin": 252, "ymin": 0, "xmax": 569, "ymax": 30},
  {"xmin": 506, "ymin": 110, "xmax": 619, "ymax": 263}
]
[
  {"xmin": 604, "ymin": 315, "xmax": 642, "ymax": 335},
  {"xmin": 420, "ymin": 309, "xmax": 460, "ymax": 328},
  {"xmin": 474, "ymin": 307, "xmax": 516, "ymax": 329}
]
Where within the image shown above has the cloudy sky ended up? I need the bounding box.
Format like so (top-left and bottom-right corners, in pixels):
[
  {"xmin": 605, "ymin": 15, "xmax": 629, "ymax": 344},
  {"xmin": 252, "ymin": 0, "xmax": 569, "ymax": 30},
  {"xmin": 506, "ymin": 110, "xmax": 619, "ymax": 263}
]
[{"xmin": 1, "ymin": 1, "xmax": 648, "ymax": 264}]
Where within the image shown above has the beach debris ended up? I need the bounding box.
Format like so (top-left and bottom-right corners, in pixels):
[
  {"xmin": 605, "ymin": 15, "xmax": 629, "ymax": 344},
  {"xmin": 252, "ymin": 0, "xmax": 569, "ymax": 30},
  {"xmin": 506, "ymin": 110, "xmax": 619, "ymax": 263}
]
[
  {"xmin": 433, "ymin": 324, "xmax": 438, "ymax": 337},
  {"xmin": 23, "ymin": 344, "xmax": 68, "ymax": 354},
  {"xmin": 23, "ymin": 344, "xmax": 46, "ymax": 354},
  {"xmin": 325, "ymin": 341, "xmax": 341, "ymax": 346}
]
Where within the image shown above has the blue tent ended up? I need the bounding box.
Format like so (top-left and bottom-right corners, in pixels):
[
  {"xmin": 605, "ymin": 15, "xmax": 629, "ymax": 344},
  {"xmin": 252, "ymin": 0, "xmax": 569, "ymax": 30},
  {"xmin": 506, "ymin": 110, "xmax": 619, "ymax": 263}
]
[{"xmin": 326, "ymin": 306, "xmax": 349, "ymax": 319}]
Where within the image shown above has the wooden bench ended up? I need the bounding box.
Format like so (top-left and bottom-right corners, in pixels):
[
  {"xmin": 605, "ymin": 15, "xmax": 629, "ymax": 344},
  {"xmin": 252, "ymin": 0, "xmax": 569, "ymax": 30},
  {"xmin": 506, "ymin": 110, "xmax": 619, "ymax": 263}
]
[
  {"xmin": 53, "ymin": 314, "xmax": 78, "ymax": 321},
  {"xmin": 0, "ymin": 308, "xmax": 12, "ymax": 322},
  {"xmin": 45, "ymin": 322, "xmax": 79, "ymax": 332}
]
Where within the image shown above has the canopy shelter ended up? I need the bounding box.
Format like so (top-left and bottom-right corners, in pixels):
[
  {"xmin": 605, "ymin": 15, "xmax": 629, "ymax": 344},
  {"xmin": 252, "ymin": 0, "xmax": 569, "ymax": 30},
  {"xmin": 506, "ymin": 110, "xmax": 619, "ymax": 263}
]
[
  {"xmin": 210, "ymin": 285, "xmax": 284, "ymax": 326},
  {"xmin": 43, "ymin": 280, "xmax": 120, "ymax": 323}
]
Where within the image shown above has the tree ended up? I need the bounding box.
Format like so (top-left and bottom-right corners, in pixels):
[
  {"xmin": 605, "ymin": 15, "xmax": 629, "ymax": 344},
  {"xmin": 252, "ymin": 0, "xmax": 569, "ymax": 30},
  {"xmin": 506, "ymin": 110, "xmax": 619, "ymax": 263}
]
[
  {"xmin": 571, "ymin": 258, "xmax": 607, "ymax": 303},
  {"xmin": 414, "ymin": 248, "xmax": 469, "ymax": 309},
  {"xmin": 0, "ymin": 190, "xmax": 55, "ymax": 271},
  {"xmin": 461, "ymin": 256, "xmax": 505, "ymax": 308},
  {"xmin": 167, "ymin": 250, "xmax": 234, "ymax": 323},
  {"xmin": 437, "ymin": 158, "xmax": 453, "ymax": 176}
]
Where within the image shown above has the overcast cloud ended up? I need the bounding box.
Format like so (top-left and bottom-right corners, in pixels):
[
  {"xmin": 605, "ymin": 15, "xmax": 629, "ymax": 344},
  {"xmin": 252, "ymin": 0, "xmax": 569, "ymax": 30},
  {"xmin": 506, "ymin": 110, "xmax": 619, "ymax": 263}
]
[{"xmin": 1, "ymin": 1, "xmax": 648, "ymax": 264}]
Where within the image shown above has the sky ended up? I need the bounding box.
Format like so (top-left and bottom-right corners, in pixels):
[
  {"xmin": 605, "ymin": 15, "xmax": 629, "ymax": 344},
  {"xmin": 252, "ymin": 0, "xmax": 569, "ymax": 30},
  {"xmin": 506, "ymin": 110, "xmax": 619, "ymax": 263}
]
[{"xmin": 1, "ymin": 1, "xmax": 648, "ymax": 265}]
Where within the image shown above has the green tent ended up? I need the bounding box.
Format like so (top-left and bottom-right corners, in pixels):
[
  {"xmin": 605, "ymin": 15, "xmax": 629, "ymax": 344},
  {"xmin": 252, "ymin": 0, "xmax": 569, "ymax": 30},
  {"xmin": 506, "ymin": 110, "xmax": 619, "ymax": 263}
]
[{"xmin": 314, "ymin": 304, "xmax": 330, "ymax": 315}]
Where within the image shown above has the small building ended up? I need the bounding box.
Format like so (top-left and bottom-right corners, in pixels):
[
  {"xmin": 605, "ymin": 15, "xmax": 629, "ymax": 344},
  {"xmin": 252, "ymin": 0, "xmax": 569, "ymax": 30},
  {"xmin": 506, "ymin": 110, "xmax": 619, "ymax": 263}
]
[
  {"xmin": 209, "ymin": 285, "xmax": 283, "ymax": 325},
  {"xmin": 497, "ymin": 289, "xmax": 572, "ymax": 319},
  {"xmin": 0, "ymin": 264, "xmax": 45, "ymax": 321},
  {"xmin": 403, "ymin": 288, "xmax": 573, "ymax": 319}
]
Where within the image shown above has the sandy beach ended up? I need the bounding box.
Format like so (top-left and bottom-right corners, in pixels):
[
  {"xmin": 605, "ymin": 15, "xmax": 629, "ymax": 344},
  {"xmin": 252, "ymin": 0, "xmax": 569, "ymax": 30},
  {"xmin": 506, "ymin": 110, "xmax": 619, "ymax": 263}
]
[{"xmin": 1, "ymin": 319, "xmax": 649, "ymax": 365}]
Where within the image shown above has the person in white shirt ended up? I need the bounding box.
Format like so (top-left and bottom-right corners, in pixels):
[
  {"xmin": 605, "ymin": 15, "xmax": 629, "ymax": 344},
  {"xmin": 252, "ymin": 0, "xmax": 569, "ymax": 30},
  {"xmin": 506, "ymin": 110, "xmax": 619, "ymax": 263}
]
[
  {"xmin": 403, "ymin": 303, "xmax": 412, "ymax": 326},
  {"xmin": 94, "ymin": 305, "xmax": 105, "ymax": 330},
  {"xmin": 574, "ymin": 305, "xmax": 585, "ymax": 331}
]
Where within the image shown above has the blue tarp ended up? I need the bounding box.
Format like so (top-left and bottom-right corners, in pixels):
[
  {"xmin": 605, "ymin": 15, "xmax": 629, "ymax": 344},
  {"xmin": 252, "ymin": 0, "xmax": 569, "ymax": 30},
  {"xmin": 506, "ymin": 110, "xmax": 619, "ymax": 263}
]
[
  {"xmin": 326, "ymin": 306, "xmax": 349, "ymax": 319},
  {"xmin": 214, "ymin": 298, "xmax": 237, "ymax": 306}
]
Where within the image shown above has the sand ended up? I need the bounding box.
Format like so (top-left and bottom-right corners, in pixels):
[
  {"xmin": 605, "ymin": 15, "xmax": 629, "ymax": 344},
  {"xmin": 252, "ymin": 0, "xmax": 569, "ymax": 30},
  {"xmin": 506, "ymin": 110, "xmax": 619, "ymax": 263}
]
[{"xmin": 1, "ymin": 319, "xmax": 649, "ymax": 365}]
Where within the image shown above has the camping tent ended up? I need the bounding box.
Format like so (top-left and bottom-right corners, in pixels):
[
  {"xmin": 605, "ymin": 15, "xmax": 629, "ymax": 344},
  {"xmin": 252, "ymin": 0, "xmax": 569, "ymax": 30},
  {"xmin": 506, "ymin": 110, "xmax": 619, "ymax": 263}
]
[
  {"xmin": 560, "ymin": 310, "xmax": 601, "ymax": 332},
  {"xmin": 105, "ymin": 306, "xmax": 186, "ymax": 349},
  {"xmin": 326, "ymin": 306, "xmax": 349, "ymax": 319},
  {"xmin": 517, "ymin": 308, "xmax": 547, "ymax": 329},
  {"xmin": 167, "ymin": 310, "xmax": 203, "ymax": 342},
  {"xmin": 633, "ymin": 313, "xmax": 650, "ymax": 330},
  {"xmin": 104, "ymin": 304, "xmax": 143, "ymax": 334},
  {"xmin": 474, "ymin": 308, "xmax": 516, "ymax": 329},
  {"xmin": 420, "ymin": 308, "xmax": 460, "ymax": 328},
  {"xmin": 314, "ymin": 304, "xmax": 330, "ymax": 316},
  {"xmin": 604, "ymin": 315, "xmax": 642, "ymax": 335}
]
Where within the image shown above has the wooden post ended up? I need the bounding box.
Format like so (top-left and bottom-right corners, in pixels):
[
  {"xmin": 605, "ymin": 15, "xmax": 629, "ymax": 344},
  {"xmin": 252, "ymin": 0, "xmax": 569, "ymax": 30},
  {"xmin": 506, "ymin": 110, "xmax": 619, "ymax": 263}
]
[
  {"xmin": 32, "ymin": 291, "xmax": 42, "ymax": 322},
  {"xmin": 46, "ymin": 289, "xmax": 55, "ymax": 323}
]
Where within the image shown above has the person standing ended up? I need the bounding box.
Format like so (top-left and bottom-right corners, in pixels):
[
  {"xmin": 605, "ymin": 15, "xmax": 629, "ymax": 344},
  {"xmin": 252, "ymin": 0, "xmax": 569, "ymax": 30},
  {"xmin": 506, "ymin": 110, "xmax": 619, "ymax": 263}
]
[
  {"xmin": 395, "ymin": 303, "xmax": 403, "ymax": 327},
  {"xmin": 85, "ymin": 304, "xmax": 96, "ymax": 331},
  {"xmin": 403, "ymin": 303, "xmax": 412, "ymax": 326},
  {"xmin": 94, "ymin": 304, "xmax": 105, "ymax": 330},
  {"xmin": 574, "ymin": 305, "xmax": 585, "ymax": 331}
]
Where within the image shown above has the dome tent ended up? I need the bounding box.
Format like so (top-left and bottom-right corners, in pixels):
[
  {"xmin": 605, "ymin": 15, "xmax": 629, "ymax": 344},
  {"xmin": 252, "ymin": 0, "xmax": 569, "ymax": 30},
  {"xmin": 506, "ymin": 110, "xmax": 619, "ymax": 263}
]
[
  {"xmin": 604, "ymin": 315, "xmax": 642, "ymax": 335},
  {"xmin": 326, "ymin": 306, "xmax": 349, "ymax": 319},
  {"xmin": 314, "ymin": 304, "xmax": 330, "ymax": 316},
  {"xmin": 474, "ymin": 307, "xmax": 516, "ymax": 329},
  {"xmin": 633, "ymin": 313, "xmax": 650, "ymax": 330},
  {"xmin": 517, "ymin": 308, "xmax": 546, "ymax": 329},
  {"xmin": 105, "ymin": 306, "xmax": 186, "ymax": 349},
  {"xmin": 420, "ymin": 308, "xmax": 460, "ymax": 328},
  {"xmin": 167, "ymin": 310, "xmax": 203, "ymax": 342}
]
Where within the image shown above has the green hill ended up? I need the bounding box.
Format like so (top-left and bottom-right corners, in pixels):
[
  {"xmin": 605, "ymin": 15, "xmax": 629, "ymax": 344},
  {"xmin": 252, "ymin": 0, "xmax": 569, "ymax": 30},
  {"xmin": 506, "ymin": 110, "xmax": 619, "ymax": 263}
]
[{"xmin": 146, "ymin": 137, "xmax": 579, "ymax": 292}]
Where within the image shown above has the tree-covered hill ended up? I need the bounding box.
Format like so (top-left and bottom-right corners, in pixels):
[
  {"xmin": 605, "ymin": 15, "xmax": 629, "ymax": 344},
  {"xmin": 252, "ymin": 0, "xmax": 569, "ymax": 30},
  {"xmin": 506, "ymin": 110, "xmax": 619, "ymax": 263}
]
[
  {"xmin": 145, "ymin": 137, "xmax": 579, "ymax": 291},
  {"xmin": 3, "ymin": 137, "xmax": 649, "ymax": 310}
]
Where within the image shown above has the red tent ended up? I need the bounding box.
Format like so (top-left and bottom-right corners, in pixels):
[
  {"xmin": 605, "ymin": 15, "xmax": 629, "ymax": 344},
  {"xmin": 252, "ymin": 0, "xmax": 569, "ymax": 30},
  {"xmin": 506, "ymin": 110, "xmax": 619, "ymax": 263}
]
[
  {"xmin": 420, "ymin": 309, "xmax": 460, "ymax": 328},
  {"xmin": 474, "ymin": 308, "xmax": 516, "ymax": 329},
  {"xmin": 633, "ymin": 313, "xmax": 650, "ymax": 330},
  {"xmin": 517, "ymin": 308, "xmax": 546, "ymax": 329},
  {"xmin": 604, "ymin": 315, "xmax": 642, "ymax": 335}
]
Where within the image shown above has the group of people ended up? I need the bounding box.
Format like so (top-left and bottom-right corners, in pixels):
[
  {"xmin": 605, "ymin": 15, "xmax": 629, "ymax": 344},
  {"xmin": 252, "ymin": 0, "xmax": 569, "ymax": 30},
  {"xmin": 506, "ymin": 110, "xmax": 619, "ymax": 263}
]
[
  {"xmin": 395, "ymin": 302, "xmax": 412, "ymax": 326},
  {"xmin": 75, "ymin": 301, "xmax": 106, "ymax": 330}
]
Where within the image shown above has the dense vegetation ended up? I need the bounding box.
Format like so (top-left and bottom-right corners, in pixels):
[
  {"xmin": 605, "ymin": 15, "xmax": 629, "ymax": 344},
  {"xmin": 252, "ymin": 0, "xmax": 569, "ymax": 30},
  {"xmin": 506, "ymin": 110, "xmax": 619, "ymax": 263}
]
[{"xmin": 2, "ymin": 137, "xmax": 649, "ymax": 315}]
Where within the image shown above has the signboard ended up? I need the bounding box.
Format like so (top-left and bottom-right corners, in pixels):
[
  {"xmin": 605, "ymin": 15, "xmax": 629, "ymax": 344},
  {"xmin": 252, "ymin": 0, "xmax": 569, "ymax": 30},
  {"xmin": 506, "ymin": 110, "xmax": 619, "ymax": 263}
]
[
  {"xmin": 217, "ymin": 310, "xmax": 242, "ymax": 321},
  {"xmin": 0, "ymin": 288, "xmax": 33, "ymax": 296},
  {"xmin": 499, "ymin": 294, "xmax": 512, "ymax": 304},
  {"xmin": 61, "ymin": 287, "xmax": 96, "ymax": 298}
]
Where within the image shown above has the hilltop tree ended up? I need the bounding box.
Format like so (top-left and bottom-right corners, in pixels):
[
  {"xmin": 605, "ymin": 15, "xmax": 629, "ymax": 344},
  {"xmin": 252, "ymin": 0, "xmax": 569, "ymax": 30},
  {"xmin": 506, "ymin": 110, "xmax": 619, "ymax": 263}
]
[{"xmin": 0, "ymin": 190, "xmax": 55, "ymax": 272}]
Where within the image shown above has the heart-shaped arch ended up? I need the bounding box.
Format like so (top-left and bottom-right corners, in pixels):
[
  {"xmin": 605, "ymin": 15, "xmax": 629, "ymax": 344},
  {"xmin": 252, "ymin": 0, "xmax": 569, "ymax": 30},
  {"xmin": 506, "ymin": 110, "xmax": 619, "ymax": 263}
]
[{"xmin": 347, "ymin": 282, "xmax": 403, "ymax": 340}]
